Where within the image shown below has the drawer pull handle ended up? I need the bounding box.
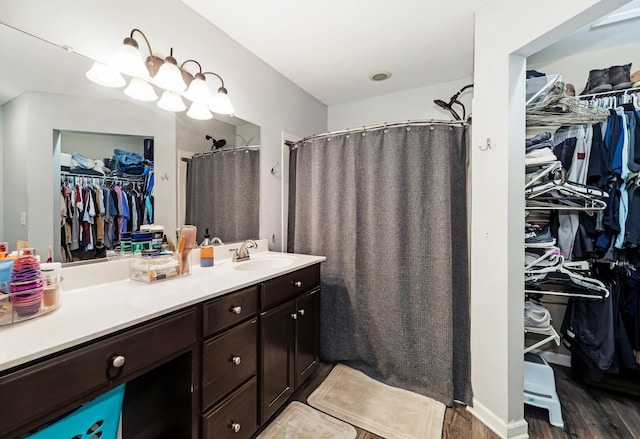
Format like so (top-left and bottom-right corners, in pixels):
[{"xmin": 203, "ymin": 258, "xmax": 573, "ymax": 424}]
[
  {"xmin": 231, "ymin": 356, "xmax": 242, "ymax": 366},
  {"xmin": 298, "ymin": 309, "xmax": 305, "ymax": 316},
  {"xmin": 230, "ymin": 422, "xmax": 241, "ymax": 433},
  {"xmin": 111, "ymin": 355, "xmax": 126, "ymax": 368},
  {"xmin": 231, "ymin": 306, "xmax": 242, "ymax": 314},
  {"xmin": 291, "ymin": 313, "xmax": 298, "ymax": 320},
  {"xmin": 293, "ymin": 281, "xmax": 302, "ymax": 288}
]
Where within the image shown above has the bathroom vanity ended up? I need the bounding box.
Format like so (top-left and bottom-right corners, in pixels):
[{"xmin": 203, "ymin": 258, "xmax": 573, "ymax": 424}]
[{"xmin": 0, "ymin": 248, "xmax": 324, "ymax": 439}]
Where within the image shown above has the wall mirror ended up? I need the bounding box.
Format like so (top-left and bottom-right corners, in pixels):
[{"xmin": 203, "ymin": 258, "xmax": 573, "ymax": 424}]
[{"xmin": 0, "ymin": 22, "xmax": 260, "ymax": 264}]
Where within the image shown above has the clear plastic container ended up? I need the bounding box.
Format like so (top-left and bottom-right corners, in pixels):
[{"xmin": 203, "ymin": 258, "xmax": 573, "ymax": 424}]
[
  {"xmin": 0, "ymin": 279, "xmax": 62, "ymax": 326},
  {"xmin": 129, "ymin": 253, "xmax": 180, "ymax": 283}
]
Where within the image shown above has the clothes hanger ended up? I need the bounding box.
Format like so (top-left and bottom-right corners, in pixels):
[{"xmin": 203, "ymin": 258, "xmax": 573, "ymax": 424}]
[
  {"xmin": 524, "ymin": 252, "xmax": 609, "ymax": 298},
  {"xmin": 526, "ymin": 181, "xmax": 608, "ymax": 211},
  {"xmin": 525, "ymin": 161, "xmax": 564, "ymax": 189}
]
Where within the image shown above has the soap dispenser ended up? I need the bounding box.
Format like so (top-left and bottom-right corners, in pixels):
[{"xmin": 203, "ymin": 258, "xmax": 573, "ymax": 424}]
[{"xmin": 200, "ymin": 229, "xmax": 214, "ymax": 267}]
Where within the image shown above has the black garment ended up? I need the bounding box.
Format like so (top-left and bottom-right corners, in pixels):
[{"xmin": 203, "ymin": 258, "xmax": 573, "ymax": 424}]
[
  {"xmin": 603, "ymin": 180, "xmax": 622, "ymax": 233},
  {"xmin": 625, "ymin": 185, "xmax": 640, "ymax": 246},
  {"xmin": 561, "ymin": 279, "xmax": 616, "ymax": 372},
  {"xmin": 553, "ymin": 137, "xmax": 577, "ymax": 173},
  {"xmin": 622, "ymin": 269, "xmax": 640, "ymax": 350},
  {"xmin": 587, "ymin": 123, "xmax": 608, "ymax": 188},
  {"xmin": 634, "ymin": 112, "xmax": 640, "ymax": 166}
]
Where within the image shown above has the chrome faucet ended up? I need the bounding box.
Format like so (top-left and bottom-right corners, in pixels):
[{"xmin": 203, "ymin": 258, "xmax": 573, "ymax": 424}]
[{"xmin": 231, "ymin": 239, "xmax": 258, "ymax": 262}]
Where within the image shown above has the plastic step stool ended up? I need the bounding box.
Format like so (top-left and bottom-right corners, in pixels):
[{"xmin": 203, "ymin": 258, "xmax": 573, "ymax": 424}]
[{"xmin": 524, "ymin": 352, "xmax": 564, "ymax": 428}]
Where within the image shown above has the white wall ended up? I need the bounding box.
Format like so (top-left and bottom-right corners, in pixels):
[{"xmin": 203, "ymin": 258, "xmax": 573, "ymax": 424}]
[
  {"xmin": 0, "ymin": 0, "xmax": 327, "ymax": 252},
  {"xmin": 2, "ymin": 97, "xmax": 28, "ymax": 247},
  {"xmin": 328, "ymin": 76, "xmax": 473, "ymax": 130},
  {"xmin": 176, "ymin": 114, "xmax": 237, "ymax": 154},
  {"xmin": 60, "ymin": 132, "xmax": 146, "ymax": 161}
]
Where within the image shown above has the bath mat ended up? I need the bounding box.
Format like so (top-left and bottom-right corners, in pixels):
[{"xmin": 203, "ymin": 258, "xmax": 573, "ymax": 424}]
[
  {"xmin": 308, "ymin": 364, "xmax": 446, "ymax": 439},
  {"xmin": 257, "ymin": 401, "xmax": 356, "ymax": 439}
]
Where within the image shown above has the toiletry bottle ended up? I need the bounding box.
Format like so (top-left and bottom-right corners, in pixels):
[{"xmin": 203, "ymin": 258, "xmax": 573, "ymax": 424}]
[{"xmin": 200, "ymin": 228, "xmax": 214, "ymax": 267}]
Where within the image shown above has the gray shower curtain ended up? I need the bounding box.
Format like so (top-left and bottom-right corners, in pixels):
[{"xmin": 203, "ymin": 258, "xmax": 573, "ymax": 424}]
[
  {"xmin": 186, "ymin": 149, "xmax": 259, "ymax": 244},
  {"xmin": 288, "ymin": 123, "xmax": 471, "ymax": 406}
]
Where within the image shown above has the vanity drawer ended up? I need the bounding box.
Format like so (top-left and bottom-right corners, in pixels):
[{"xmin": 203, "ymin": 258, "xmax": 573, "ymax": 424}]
[
  {"xmin": 202, "ymin": 377, "xmax": 258, "ymax": 439},
  {"xmin": 261, "ymin": 264, "xmax": 320, "ymax": 310},
  {"xmin": 0, "ymin": 307, "xmax": 196, "ymax": 438},
  {"xmin": 203, "ymin": 286, "xmax": 258, "ymax": 336},
  {"xmin": 203, "ymin": 318, "xmax": 257, "ymax": 410}
]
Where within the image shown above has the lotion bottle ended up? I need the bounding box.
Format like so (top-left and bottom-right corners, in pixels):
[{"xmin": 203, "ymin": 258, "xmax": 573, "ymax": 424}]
[{"xmin": 200, "ymin": 229, "xmax": 214, "ymax": 267}]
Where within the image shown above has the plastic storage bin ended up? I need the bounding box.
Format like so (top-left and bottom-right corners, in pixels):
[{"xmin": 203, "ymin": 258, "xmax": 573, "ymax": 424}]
[
  {"xmin": 26, "ymin": 384, "xmax": 125, "ymax": 439},
  {"xmin": 129, "ymin": 253, "xmax": 180, "ymax": 283},
  {"xmin": 0, "ymin": 274, "xmax": 62, "ymax": 326}
]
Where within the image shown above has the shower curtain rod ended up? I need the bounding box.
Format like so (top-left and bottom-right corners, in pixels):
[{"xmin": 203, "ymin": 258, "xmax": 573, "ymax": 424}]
[
  {"xmin": 293, "ymin": 118, "xmax": 469, "ymax": 145},
  {"xmin": 189, "ymin": 145, "xmax": 260, "ymax": 159}
]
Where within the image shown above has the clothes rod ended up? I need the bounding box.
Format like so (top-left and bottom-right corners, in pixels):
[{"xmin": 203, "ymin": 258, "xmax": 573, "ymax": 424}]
[
  {"xmin": 578, "ymin": 86, "xmax": 640, "ymax": 100},
  {"xmin": 294, "ymin": 118, "xmax": 469, "ymax": 145}
]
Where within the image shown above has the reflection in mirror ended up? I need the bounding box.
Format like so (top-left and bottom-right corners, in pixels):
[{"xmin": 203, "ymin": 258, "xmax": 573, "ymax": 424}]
[
  {"xmin": 179, "ymin": 114, "xmax": 260, "ymax": 244},
  {"xmin": 57, "ymin": 131, "xmax": 154, "ymax": 263},
  {"xmin": 1, "ymin": 21, "xmax": 262, "ymax": 263}
]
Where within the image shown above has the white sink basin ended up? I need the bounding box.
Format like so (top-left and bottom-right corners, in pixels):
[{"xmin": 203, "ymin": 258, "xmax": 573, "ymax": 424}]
[{"xmin": 231, "ymin": 254, "xmax": 298, "ymax": 271}]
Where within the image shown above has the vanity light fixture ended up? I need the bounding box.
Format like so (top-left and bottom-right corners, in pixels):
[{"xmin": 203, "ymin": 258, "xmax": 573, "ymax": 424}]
[
  {"xmin": 86, "ymin": 28, "xmax": 235, "ymax": 118},
  {"xmin": 157, "ymin": 90, "xmax": 187, "ymax": 112},
  {"xmin": 124, "ymin": 77, "xmax": 158, "ymax": 101},
  {"xmin": 85, "ymin": 62, "xmax": 126, "ymax": 88}
]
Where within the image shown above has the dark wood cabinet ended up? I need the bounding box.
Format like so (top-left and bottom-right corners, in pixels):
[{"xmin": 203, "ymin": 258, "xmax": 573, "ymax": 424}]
[
  {"xmin": 0, "ymin": 261, "xmax": 322, "ymax": 439},
  {"xmin": 202, "ymin": 377, "xmax": 258, "ymax": 439},
  {"xmin": 259, "ymin": 265, "xmax": 321, "ymax": 424},
  {"xmin": 200, "ymin": 287, "xmax": 259, "ymax": 438},
  {"xmin": 0, "ymin": 308, "xmax": 197, "ymax": 439},
  {"xmin": 259, "ymin": 299, "xmax": 297, "ymax": 422},
  {"xmin": 294, "ymin": 288, "xmax": 320, "ymax": 387}
]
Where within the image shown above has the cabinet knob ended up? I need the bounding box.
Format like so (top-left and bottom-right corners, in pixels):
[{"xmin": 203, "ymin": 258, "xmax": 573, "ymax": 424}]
[
  {"xmin": 229, "ymin": 422, "xmax": 241, "ymax": 433},
  {"xmin": 111, "ymin": 355, "xmax": 126, "ymax": 368},
  {"xmin": 293, "ymin": 281, "xmax": 302, "ymax": 288},
  {"xmin": 298, "ymin": 309, "xmax": 305, "ymax": 316},
  {"xmin": 230, "ymin": 306, "xmax": 242, "ymax": 314},
  {"xmin": 231, "ymin": 356, "xmax": 242, "ymax": 366},
  {"xmin": 290, "ymin": 313, "xmax": 298, "ymax": 320}
]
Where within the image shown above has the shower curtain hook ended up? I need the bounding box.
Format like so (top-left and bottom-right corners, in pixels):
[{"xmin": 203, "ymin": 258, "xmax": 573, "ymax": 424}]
[
  {"xmin": 383, "ymin": 123, "xmax": 388, "ymax": 133},
  {"xmin": 362, "ymin": 126, "xmax": 366, "ymax": 136}
]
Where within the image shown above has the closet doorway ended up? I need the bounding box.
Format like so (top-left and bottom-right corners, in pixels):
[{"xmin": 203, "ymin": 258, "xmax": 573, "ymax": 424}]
[
  {"xmin": 54, "ymin": 130, "xmax": 153, "ymax": 263},
  {"xmin": 522, "ymin": 2, "xmax": 640, "ymax": 436}
]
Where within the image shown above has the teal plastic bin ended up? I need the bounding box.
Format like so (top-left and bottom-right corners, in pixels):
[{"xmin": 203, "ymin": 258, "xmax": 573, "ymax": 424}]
[{"xmin": 26, "ymin": 384, "xmax": 125, "ymax": 439}]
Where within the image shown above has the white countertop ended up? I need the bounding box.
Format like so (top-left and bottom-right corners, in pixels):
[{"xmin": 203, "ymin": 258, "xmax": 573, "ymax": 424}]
[{"xmin": 0, "ymin": 246, "xmax": 325, "ymax": 372}]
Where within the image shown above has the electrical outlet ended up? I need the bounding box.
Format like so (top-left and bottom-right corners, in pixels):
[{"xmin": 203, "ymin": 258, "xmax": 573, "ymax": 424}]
[{"xmin": 20, "ymin": 212, "xmax": 27, "ymax": 226}]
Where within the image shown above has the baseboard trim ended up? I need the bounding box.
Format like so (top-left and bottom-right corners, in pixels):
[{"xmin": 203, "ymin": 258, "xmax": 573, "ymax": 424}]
[
  {"xmin": 467, "ymin": 399, "xmax": 529, "ymax": 438},
  {"xmin": 532, "ymin": 349, "xmax": 571, "ymax": 368}
]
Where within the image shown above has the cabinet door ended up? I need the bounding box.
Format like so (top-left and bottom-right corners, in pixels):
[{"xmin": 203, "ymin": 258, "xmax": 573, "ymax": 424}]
[
  {"xmin": 259, "ymin": 300, "xmax": 296, "ymax": 424},
  {"xmin": 295, "ymin": 288, "xmax": 320, "ymax": 388}
]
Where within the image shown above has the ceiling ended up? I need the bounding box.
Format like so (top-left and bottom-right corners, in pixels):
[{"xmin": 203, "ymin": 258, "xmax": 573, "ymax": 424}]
[
  {"xmin": 181, "ymin": 0, "xmax": 484, "ymax": 106},
  {"xmin": 182, "ymin": 0, "xmax": 640, "ymax": 107}
]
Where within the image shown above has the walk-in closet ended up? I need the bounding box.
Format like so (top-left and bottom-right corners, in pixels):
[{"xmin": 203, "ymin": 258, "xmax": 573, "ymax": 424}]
[{"xmin": 520, "ymin": 12, "xmax": 640, "ymax": 436}]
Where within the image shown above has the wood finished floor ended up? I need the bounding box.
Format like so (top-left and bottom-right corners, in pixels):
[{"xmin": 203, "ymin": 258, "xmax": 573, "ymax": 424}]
[{"xmin": 268, "ymin": 362, "xmax": 640, "ymax": 439}]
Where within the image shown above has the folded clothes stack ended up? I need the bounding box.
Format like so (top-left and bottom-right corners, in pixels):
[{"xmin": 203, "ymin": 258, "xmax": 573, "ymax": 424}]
[
  {"xmin": 525, "ymin": 131, "xmax": 554, "ymax": 153},
  {"xmin": 112, "ymin": 149, "xmax": 153, "ymax": 175},
  {"xmin": 70, "ymin": 153, "xmax": 111, "ymax": 176},
  {"xmin": 525, "ymin": 131, "xmax": 558, "ymax": 166}
]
